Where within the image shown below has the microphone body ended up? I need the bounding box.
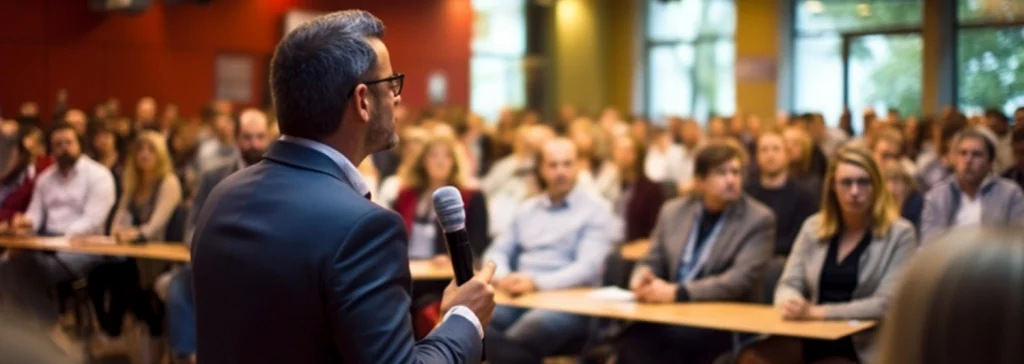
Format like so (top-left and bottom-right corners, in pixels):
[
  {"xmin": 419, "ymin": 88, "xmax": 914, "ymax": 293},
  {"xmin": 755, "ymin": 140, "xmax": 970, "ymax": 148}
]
[
  {"xmin": 443, "ymin": 229, "xmax": 475, "ymax": 285},
  {"xmin": 432, "ymin": 186, "xmax": 486, "ymax": 360}
]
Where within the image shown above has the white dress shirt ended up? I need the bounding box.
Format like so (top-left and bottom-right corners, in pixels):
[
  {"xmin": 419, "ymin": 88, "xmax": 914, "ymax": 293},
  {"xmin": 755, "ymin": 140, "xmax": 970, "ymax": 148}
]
[
  {"xmin": 278, "ymin": 135, "xmax": 484, "ymax": 338},
  {"xmin": 954, "ymin": 191, "xmax": 983, "ymax": 228},
  {"xmin": 26, "ymin": 156, "xmax": 116, "ymax": 236}
]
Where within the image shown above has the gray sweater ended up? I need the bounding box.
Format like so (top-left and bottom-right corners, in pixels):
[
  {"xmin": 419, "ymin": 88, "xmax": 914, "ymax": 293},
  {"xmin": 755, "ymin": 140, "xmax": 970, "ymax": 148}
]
[{"xmin": 920, "ymin": 176, "xmax": 1024, "ymax": 244}]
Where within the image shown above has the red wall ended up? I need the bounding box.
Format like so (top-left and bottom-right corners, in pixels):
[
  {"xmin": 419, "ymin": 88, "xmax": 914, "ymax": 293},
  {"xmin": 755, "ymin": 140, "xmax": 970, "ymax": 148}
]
[{"xmin": 0, "ymin": 0, "xmax": 472, "ymax": 122}]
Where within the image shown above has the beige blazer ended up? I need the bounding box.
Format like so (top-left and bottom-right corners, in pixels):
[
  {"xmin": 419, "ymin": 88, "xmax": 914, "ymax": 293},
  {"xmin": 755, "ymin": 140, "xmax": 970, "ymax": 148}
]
[
  {"xmin": 774, "ymin": 213, "xmax": 917, "ymax": 362},
  {"xmin": 638, "ymin": 194, "xmax": 775, "ymax": 302}
]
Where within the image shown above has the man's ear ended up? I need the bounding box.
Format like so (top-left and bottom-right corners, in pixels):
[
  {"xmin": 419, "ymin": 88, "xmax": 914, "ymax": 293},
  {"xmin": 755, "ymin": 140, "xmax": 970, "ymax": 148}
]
[{"xmin": 351, "ymin": 84, "xmax": 372, "ymax": 125}]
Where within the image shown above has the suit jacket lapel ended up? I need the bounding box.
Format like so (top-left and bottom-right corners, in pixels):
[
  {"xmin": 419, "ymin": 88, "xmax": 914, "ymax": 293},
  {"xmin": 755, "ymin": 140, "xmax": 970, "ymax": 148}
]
[{"xmin": 667, "ymin": 200, "xmax": 698, "ymax": 278}]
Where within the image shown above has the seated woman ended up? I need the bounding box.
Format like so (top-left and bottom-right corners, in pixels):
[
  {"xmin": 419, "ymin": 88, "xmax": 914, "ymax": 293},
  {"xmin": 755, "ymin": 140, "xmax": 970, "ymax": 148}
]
[
  {"xmin": 882, "ymin": 162, "xmax": 923, "ymax": 232},
  {"xmin": 0, "ymin": 125, "xmax": 51, "ymax": 223},
  {"xmin": 94, "ymin": 131, "xmax": 182, "ymax": 363},
  {"xmin": 877, "ymin": 227, "xmax": 1024, "ymax": 364},
  {"xmin": 738, "ymin": 147, "xmax": 916, "ymax": 364},
  {"xmin": 391, "ymin": 134, "xmax": 489, "ymax": 338},
  {"xmin": 609, "ymin": 135, "xmax": 664, "ymax": 244}
]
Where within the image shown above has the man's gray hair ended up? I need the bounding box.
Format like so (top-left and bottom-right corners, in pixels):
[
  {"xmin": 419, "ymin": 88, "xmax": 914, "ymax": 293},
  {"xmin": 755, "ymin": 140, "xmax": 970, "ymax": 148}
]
[{"xmin": 270, "ymin": 10, "xmax": 385, "ymax": 140}]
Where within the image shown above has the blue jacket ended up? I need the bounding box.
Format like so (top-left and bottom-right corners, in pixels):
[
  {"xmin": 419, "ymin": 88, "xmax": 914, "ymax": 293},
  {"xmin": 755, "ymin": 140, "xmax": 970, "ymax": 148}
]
[{"xmin": 191, "ymin": 140, "xmax": 481, "ymax": 363}]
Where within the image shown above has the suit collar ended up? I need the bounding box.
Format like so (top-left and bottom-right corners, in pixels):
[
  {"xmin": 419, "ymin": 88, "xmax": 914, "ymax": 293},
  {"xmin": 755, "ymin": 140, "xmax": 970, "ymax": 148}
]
[{"xmin": 263, "ymin": 138, "xmax": 368, "ymax": 195}]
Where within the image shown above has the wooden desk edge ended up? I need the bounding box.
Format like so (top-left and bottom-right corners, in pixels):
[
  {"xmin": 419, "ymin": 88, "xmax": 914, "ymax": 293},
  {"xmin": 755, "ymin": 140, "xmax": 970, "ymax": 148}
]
[{"xmin": 496, "ymin": 292, "xmax": 876, "ymax": 340}]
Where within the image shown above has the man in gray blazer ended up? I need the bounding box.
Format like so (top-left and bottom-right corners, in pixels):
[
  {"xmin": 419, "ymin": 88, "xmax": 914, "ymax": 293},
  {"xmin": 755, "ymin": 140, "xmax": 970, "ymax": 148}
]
[
  {"xmin": 921, "ymin": 127, "xmax": 1024, "ymax": 243},
  {"xmin": 617, "ymin": 141, "xmax": 776, "ymax": 364},
  {"xmin": 191, "ymin": 11, "xmax": 495, "ymax": 363}
]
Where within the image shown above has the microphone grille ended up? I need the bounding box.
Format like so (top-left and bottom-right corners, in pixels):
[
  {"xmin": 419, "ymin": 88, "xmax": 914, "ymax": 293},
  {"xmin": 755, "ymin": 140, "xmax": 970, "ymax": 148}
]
[{"xmin": 432, "ymin": 186, "xmax": 466, "ymax": 232}]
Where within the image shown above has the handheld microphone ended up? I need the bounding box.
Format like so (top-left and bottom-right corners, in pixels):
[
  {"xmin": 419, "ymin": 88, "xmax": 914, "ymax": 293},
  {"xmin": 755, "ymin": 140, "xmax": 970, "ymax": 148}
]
[{"xmin": 432, "ymin": 186, "xmax": 475, "ymax": 285}]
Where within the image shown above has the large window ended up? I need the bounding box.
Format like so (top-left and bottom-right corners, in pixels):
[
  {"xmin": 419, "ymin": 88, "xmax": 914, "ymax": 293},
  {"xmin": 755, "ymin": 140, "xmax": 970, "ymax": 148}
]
[
  {"xmin": 957, "ymin": 0, "xmax": 1024, "ymax": 116},
  {"xmin": 645, "ymin": 0, "xmax": 735, "ymax": 122},
  {"xmin": 792, "ymin": 0, "xmax": 923, "ymax": 132},
  {"xmin": 471, "ymin": 0, "xmax": 527, "ymax": 123}
]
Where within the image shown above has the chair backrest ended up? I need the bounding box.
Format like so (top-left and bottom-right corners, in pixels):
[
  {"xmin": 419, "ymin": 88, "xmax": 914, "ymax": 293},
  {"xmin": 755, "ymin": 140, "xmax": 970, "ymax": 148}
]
[
  {"xmin": 602, "ymin": 250, "xmax": 636, "ymax": 289},
  {"xmin": 164, "ymin": 204, "xmax": 188, "ymax": 243},
  {"xmin": 761, "ymin": 257, "xmax": 787, "ymax": 304}
]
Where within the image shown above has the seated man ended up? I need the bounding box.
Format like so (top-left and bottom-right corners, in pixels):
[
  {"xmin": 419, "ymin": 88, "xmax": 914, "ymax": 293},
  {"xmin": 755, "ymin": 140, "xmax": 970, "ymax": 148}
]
[
  {"xmin": 921, "ymin": 127, "xmax": 1024, "ymax": 244},
  {"xmin": 745, "ymin": 129, "xmax": 818, "ymax": 258},
  {"xmin": 617, "ymin": 141, "xmax": 775, "ymax": 364},
  {"xmin": 0, "ymin": 122, "xmax": 116, "ymax": 350},
  {"xmin": 483, "ymin": 138, "xmax": 613, "ymax": 364}
]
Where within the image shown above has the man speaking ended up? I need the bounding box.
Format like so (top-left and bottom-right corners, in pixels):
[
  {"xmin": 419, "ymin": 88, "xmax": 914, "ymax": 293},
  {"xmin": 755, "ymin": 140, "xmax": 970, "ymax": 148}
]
[{"xmin": 191, "ymin": 10, "xmax": 495, "ymax": 364}]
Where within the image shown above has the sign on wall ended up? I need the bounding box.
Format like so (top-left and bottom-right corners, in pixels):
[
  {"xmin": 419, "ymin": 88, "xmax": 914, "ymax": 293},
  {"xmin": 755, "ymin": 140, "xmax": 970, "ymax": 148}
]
[{"xmin": 215, "ymin": 54, "xmax": 254, "ymax": 102}]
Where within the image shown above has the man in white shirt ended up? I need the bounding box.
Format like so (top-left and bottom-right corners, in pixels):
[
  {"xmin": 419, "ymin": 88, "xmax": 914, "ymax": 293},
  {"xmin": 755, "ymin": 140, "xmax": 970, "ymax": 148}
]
[
  {"xmin": 0, "ymin": 122, "xmax": 116, "ymax": 346},
  {"xmin": 921, "ymin": 127, "xmax": 1024, "ymax": 243}
]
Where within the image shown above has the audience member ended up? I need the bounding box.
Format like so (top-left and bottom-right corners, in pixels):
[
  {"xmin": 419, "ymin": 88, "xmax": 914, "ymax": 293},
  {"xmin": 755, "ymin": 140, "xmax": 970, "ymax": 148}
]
[
  {"xmin": 870, "ymin": 126, "xmax": 917, "ymax": 176},
  {"xmin": 168, "ymin": 122, "xmax": 201, "ymax": 200},
  {"xmin": 0, "ymin": 120, "xmax": 18, "ymax": 171},
  {"xmin": 0, "ymin": 122, "xmax": 117, "ymax": 346},
  {"xmin": 877, "ymin": 227, "xmax": 1024, "ymax": 364},
  {"xmin": 920, "ymin": 127, "xmax": 1024, "ymax": 243},
  {"xmin": 677, "ymin": 118, "xmax": 703, "ymax": 153},
  {"xmin": 783, "ymin": 126, "xmax": 825, "ymax": 198},
  {"xmin": 158, "ymin": 103, "xmax": 180, "ymax": 136},
  {"xmin": 93, "ymin": 130, "xmax": 182, "ymax": 363},
  {"xmin": 484, "ymin": 138, "xmax": 613, "ymax": 364},
  {"xmin": 63, "ymin": 109, "xmax": 88, "ymax": 137},
  {"xmin": 707, "ymin": 116, "xmax": 729, "ymax": 140},
  {"xmin": 740, "ymin": 147, "xmax": 916, "ymax": 364},
  {"xmin": 745, "ymin": 129, "xmax": 818, "ymax": 257},
  {"xmin": 89, "ymin": 125, "xmax": 122, "ymax": 176},
  {"xmin": 883, "ymin": 162, "xmax": 924, "ymax": 232},
  {"xmin": 618, "ymin": 141, "xmax": 775, "ymax": 364},
  {"xmin": 809, "ymin": 113, "xmax": 849, "ymax": 158},
  {"xmin": 482, "ymin": 124, "xmax": 554, "ymax": 238},
  {"xmin": 454, "ymin": 112, "xmax": 493, "ymax": 177},
  {"xmin": 134, "ymin": 97, "xmax": 158, "ymax": 133},
  {"xmin": 195, "ymin": 113, "xmax": 237, "ymax": 173},
  {"xmin": 1000, "ymin": 126, "xmax": 1024, "ymax": 192},
  {"xmin": 0, "ymin": 125, "xmax": 52, "ymax": 222},
  {"xmin": 645, "ymin": 127, "xmax": 694, "ymax": 187},
  {"xmin": 378, "ymin": 126, "xmax": 429, "ymax": 206},
  {"xmin": 916, "ymin": 113, "xmax": 967, "ymax": 190},
  {"xmin": 609, "ymin": 135, "xmax": 665, "ymax": 243},
  {"xmin": 568, "ymin": 118, "xmax": 617, "ymax": 202},
  {"xmin": 984, "ymin": 108, "xmax": 1013, "ymax": 173}
]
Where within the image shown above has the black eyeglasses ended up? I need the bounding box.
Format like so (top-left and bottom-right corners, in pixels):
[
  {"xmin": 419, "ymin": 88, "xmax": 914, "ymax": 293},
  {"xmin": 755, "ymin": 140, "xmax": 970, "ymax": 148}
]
[{"xmin": 349, "ymin": 73, "xmax": 405, "ymax": 98}]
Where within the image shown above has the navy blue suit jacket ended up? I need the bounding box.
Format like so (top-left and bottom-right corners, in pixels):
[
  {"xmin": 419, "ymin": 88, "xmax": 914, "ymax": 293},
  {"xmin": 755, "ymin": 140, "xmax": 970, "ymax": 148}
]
[{"xmin": 191, "ymin": 140, "xmax": 482, "ymax": 363}]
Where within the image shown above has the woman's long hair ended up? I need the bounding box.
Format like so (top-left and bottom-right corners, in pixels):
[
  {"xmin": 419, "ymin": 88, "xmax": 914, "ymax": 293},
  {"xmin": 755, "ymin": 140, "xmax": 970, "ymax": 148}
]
[
  {"xmin": 120, "ymin": 131, "xmax": 174, "ymax": 198},
  {"xmin": 878, "ymin": 227, "xmax": 1024, "ymax": 364},
  {"xmin": 816, "ymin": 146, "xmax": 899, "ymax": 240},
  {"xmin": 398, "ymin": 134, "xmax": 471, "ymax": 191},
  {"xmin": 1, "ymin": 125, "xmax": 42, "ymax": 186}
]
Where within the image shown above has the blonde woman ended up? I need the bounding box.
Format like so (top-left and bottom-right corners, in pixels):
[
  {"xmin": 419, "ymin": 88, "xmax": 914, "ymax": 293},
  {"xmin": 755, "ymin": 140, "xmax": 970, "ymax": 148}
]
[
  {"xmin": 92, "ymin": 131, "xmax": 182, "ymax": 363},
  {"xmin": 111, "ymin": 131, "xmax": 183, "ymax": 243},
  {"xmin": 877, "ymin": 227, "xmax": 1024, "ymax": 364},
  {"xmin": 738, "ymin": 147, "xmax": 916, "ymax": 364}
]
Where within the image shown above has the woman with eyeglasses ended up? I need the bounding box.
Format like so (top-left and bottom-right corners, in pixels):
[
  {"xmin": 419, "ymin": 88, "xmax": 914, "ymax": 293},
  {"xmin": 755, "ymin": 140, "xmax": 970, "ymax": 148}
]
[{"xmin": 737, "ymin": 147, "xmax": 916, "ymax": 364}]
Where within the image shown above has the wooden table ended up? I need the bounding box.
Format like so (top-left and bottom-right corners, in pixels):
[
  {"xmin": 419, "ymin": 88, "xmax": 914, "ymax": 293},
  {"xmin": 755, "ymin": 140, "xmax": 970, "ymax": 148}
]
[
  {"xmin": 497, "ymin": 288, "xmax": 875, "ymax": 340},
  {"xmin": 619, "ymin": 240, "xmax": 650, "ymax": 261},
  {"xmin": 0, "ymin": 237, "xmax": 454, "ymax": 280},
  {"xmin": 0, "ymin": 236, "xmax": 191, "ymax": 261}
]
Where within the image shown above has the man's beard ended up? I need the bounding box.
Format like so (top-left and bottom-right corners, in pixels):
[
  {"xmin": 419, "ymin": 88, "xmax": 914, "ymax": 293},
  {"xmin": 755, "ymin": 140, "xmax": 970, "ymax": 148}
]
[
  {"xmin": 240, "ymin": 149, "xmax": 265, "ymax": 166},
  {"xmin": 56, "ymin": 153, "xmax": 79, "ymax": 169},
  {"xmin": 365, "ymin": 108, "xmax": 397, "ymax": 153}
]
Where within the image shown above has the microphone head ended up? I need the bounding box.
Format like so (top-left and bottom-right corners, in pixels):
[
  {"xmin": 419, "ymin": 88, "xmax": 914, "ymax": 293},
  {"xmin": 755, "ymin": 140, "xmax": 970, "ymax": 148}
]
[{"xmin": 432, "ymin": 186, "xmax": 466, "ymax": 232}]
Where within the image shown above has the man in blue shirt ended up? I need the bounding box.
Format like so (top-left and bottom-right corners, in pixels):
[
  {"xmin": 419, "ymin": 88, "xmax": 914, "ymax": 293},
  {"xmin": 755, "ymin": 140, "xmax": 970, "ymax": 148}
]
[{"xmin": 484, "ymin": 138, "xmax": 613, "ymax": 363}]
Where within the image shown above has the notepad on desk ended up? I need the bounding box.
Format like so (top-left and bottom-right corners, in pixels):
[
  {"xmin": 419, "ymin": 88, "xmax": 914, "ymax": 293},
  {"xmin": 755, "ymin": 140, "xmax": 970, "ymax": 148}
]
[{"xmin": 587, "ymin": 286, "xmax": 636, "ymax": 302}]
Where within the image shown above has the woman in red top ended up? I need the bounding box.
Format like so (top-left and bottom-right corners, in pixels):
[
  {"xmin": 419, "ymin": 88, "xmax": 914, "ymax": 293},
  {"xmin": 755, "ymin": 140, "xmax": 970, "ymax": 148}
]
[
  {"xmin": 391, "ymin": 134, "xmax": 489, "ymax": 338},
  {"xmin": 0, "ymin": 125, "xmax": 52, "ymax": 222}
]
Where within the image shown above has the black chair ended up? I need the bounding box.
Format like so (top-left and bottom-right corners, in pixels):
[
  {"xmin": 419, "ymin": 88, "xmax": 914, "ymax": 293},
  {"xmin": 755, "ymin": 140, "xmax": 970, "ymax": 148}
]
[{"xmin": 164, "ymin": 204, "xmax": 188, "ymax": 243}]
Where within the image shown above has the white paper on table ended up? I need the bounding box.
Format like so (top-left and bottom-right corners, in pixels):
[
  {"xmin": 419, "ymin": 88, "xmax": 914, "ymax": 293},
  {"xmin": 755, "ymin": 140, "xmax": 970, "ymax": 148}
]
[{"xmin": 587, "ymin": 286, "xmax": 636, "ymax": 302}]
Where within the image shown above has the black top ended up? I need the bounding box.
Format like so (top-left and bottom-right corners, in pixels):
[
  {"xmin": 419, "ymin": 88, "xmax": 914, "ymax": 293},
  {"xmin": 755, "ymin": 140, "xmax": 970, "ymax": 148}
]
[
  {"xmin": 745, "ymin": 177, "xmax": 818, "ymax": 256},
  {"xmin": 803, "ymin": 230, "xmax": 873, "ymax": 363},
  {"xmin": 693, "ymin": 209, "xmax": 723, "ymax": 256}
]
